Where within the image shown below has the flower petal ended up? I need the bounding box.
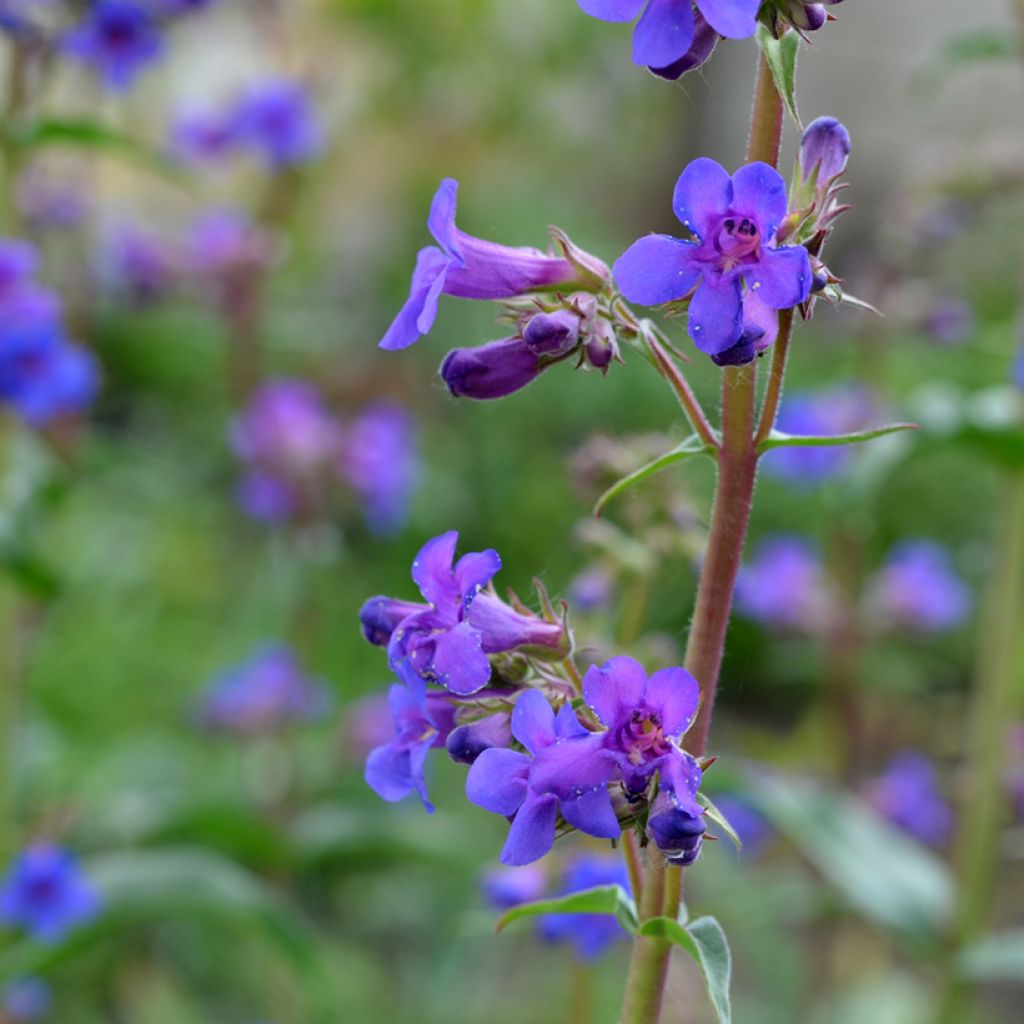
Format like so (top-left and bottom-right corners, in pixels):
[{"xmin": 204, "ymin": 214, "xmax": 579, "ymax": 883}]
[
  {"xmin": 694, "ymin": 0, "xmax": 760, "ymax": 39},
  {"xmin": 613, "ymin": 235, "xmax": 701, "ymax": 307},
  {"xmin": 366, "ymin": 741, "xmax": 428, "ymax": 807},
  {"xmin": 555, "ymin": 703, "xmax": 589, "ymax": 740},
  {"xmin": 466, "ymin": 747, "xmax": 531, "ymax": 814},
  {"xmin": 645, "ymin": 667, "xmax": 700, "ymax": 738},
  {"xmin": 379, "ymin": 246, "xmax": 450, "ymax": 351},
  {"xmin": 673, "ymin": 157, "xmax": 731, "ymax": 237},
  {"xmin": 577, "ymin": 0, "xmax": 646, "ymax": 21},
  {"xmin": 468, "ymin": 592, "xmax": 566, "ymax": 654},
  {"xmin": 411, "ymin": 531, "xmax": 459, "ymax": 606},
  {"xmin": 431, "ymin": 620, "xmax": 491, "ymax": 695},
  {"xmin": 649, "ymin": 10, "xmax": 719, "ymax": 79},
  {"xmin": 661, "ymin": 749, "xmax": 704, "ymax": 816},
  {"xmin": 501, "ymin": 793, "xmax": 558, "ymax": 866},
  {"xmin": 688, "ymin": 278, "xmax": 743, "ymax": 355},
  {"xmin": 745, "ymin": 245, "xmax": 812, "ymax": 309},
  {"xmin": 729, "ymin": 162, "xmax": 788, "ymax": 240},
  {"xmin": 562, "ymin": 786, "xmax": 621, "ymax": 839},
  {"xmin": 740, "ymin": 289, "xmax": 780, "ymax": 352},
  {"xmin": 427, "ymin": 178, "xmax": 463, "ymax": 262},
  {"xmin": 512, "ymin": 689, "xmax": 557, "ymax": 755},
  {"xmin": 633, "ymin": 0, "xmax": 694, "ymax": 69},
  {"xmin": 454, "ymin": 548, "xmax": 502, "ymax": 603},
  {"xmin": 583, "ymin": 656, "xmax": 648, "ymax": 728}
]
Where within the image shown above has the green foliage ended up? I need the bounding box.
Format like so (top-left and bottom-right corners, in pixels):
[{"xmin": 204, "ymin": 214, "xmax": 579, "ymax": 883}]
[{"xmin": 756, "ymin": 26, "xmax": 801, "ymax": 129}]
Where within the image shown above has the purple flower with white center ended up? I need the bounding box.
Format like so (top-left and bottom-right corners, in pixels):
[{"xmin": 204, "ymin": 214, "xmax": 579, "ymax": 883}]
[
  {"xmin": 466, "ymin": 690, "xmax": 620, "ymax": 865},
  {"xmin": 577, "ymin": 0, "xmax": 759, "ymax": 76},
  {"xmin": 867, "ymin": 752, "xmax": 953, "ymax": 847},
  {"xmin": 799, "ymin": 116, "xmax": 851, "ymax": 188},
  {"xmin": 537, "ymin": 854, "xmax": 632, "ymax": 960},
  {"xmin": 735, "ymin": 535, "xmax": 834, "ymax": 633},
  {"xmin": 614, "ymin": 158, "xmax": 811, "ymax": 360},
  {"xmin": 63, "ymin": 0, "xmax": 163, "ymax": 91},
  {"xmin": 481, "ymin": 864, "xmax": 546, "ymax": 910},
  {"xmin": 235, "ymin": 471, "xmax": 298, "ymax": 524},
  {"xmin": 379, "ymin": 179, "xmax": 588, "ymax": 352},
  {"xmin": 169, "ymin": 105, "xmax": 238, "ymax": 164},
  {"xmin": 0, "ymin": 846, "xmax": 101, "ymax": 943},
  {"xmin": 2, "ymin": 977, "xmax": 51, "ymax": 1021},
  {"xmin": 364, "ymin": 667, "xmax": 456, "ymax": 813},
  {"xmin": 867, "ymin": 541, "xmax": 970, "ymax": 633},
  {"xmin": 198, "ymin": 645, "xmax": 332, "ymax": 735},
  {"xmin": 231, "ymin": 79, "xmax": 322, "ymax": 169},
  {"xmin": 338, "ymin": 402, "xmax": 418, "ymax": 536}
]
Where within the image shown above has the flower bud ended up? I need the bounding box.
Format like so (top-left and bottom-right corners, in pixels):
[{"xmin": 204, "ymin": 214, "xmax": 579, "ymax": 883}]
[
  {"xmin": 522, "ymin": 310, "xmax": 580, "ymax": 356},
  {"xmin": 791, "ymin": 3, "xmax": 827, "ymax": 30},
  {"xmin": 446, "ymin": 711, "xmax": 513, "ymax": 765},
  {"xmin": 583, "ymin": 318, "xmax": 619, "ymax": 372},
  {"xmin": 467, "ymin": 592, "xmax": 569, "ymax": 657},
  {"xmin": 440, "ymin": 338, "xmax": 542, "ymax": 400},
  {"xmin": 799, "ymin": 117, "xmax": 851, "ymax": 187},
  {"xmin": 359, "ymin": 596, "xmax": 425, "ymax": 646},
  {"xmin": 647, "ymin": 800, "xmax": 707, "ymax": 867}
]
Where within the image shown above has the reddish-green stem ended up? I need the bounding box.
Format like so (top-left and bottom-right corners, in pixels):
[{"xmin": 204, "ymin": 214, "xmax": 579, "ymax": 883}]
[{"xmin": 647, "ymin": 334, "xmax": 720, "ymax": 450}]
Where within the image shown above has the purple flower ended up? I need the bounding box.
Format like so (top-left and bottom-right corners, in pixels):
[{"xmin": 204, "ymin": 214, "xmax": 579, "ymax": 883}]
[
  {"xmin": 446, "ymin": 709, "xmax": 513, "ymax": 765},
  {"xmin": 0, "ymin": 239, "xmax": 38, "ymax": 299},
  {"xmin": 466, "ymin": 690, "xmax": 620, "ymax": 865},
  {"xmin": 773, "ymin": 0, "xmax": 843, "ymax": 34},
  {"xmin": 0, "ymin": 846, "xmax": 101, "ymax": 943},
  {"xmin": 647, "ymin": 794, "xmax": 706, "ymax": 866},
  {"xmin": 235, "ymin": 471, "xmax": 299, "ymax": 524},
  {"xmin": 231, "ymin": 79, "xmax": 322, "ymax": 169},
  {"xmin": 577, "ymin": 0, "xmax": 759, "ymax": 75},
  {"xmin": 614, "ymin": 158, "xmax": 811, "ymax": 359},
  {"xmin": 867, "ymin": 541, "xmax": 970, "ymax": 633},
  {"xmin": 735, "ymin": 536, "xmax": 834, "ymax": 632},
  {"xmin": 187, "ymin": 209, "xmax": 274, "ymax": 276},
  {"xmin": 867, "ymin": 752, "xmax": 953, "ymax": 847},
  {"xmin": 100, "ymin": 224, "xmax": 178, "ymax": 305},
  {"xmin": 2, "ymin": 977, "xmax": 51, "ymax": 1021},
  {"xmin": 169, "ymin": 105, "xmax": 238, "ymax": 164},
  {"xmin": 379, "ymin": 179, "xmax": 583, "ymax": 351},
  {"xmin": 198, "ymin": 645, "xmax": 332, "ymax": 734},
  {"xmin": 17, "ymin": 173, "xmax": 88, "ymax": 233},
  {"xmin": 799, "ymin": 117, "xmax": 851, "ymax": 187},
  {"xmin": 364, "ymin": 668, "xmax": 456, "ymax": 813},
  {"xmin": 920, "ymin": 297, "xmax": 975, "ymax": 346},
  {"xmin": 338, "ymin": 402, "xmax": 418, "ymax": 536},
  {"xmin": 711, "ymin": 793, "xmax": 773, "ymax": 857},
  {"xmin": 63, "ymin": 0, "xmax": 163, "ymax": 91},
  {"xmin": 568, "ymin": 566, "xmax": 614, "ymax": 612},
  {"xmin": 341, "ymin": 693, "xmax": 394, "ymax": 763},
  {"xmin": 537, "ymin": 854, "xmax": 632, "ymax": 960},
  {"xmin": 481, "ymin": 864, "xmax": 546, "ymax": 910}
]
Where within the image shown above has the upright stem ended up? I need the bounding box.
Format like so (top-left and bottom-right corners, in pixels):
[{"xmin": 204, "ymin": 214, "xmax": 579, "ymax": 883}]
[{"xmin": 618, "ymin": 49, "xmax": 785, "ymax": 1024}]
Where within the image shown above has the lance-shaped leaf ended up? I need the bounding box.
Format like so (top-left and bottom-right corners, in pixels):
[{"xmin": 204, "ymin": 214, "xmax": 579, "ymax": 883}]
[
  {"xmin": 495, "ymin": 884, "xmax": 638, "ymax": 936},
  {"xmin": 594, "ymin": 434, "xmax": 715, "ymax": 517},
  {"xmin": 757, "ymin": 423, "xmax": 918, "ymax": 456},
  {"xmin": 756, "ymin": 26, "xmax": 800, "ymax": 129},
  {"xmin": 697, "ymin": 791, "xmax": 742, "ymax": 851},
  {"xmin": 637, "ymin": 914, "xmax": 732, "ymax": 1024}
]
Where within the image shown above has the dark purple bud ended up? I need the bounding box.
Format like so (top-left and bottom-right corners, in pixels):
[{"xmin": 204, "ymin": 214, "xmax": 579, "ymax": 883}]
[
  {"xmin": 647, "ymin": 803, "xmax": 707, "ymax": 867},
  {"xmin": 711, "ymin": 331, "xmax": 760, "ymax": 367},
  {"xmin": 446, "ymin": 711, "xmax": 513, "ymax": 765},
  {"xmin": 522, "ymin": 311, "xmax": 580, "ymax": 356},
  {"xmin": 441, "ymin": 338, "xmax": 543, "ymax": 400},
  {"xmin": 359, "ymin": 596, "xmax": 425, "ymax": 646},
  {"xmin": 584, "ymin": 319, "xmax": 619, "ymax": 372},
  {"xmin": 799, "ymin": 117, "xmax": 851, "ymax": 186},
  {"xmin": 811, "ymin": 270, "xmax": 829, "ymax": 293},
  {"xmin": 649, "ymin": 12, "xmax": 719, "ymax": 81},
  {"xmin": 791, "ymin": 3, "xmax": 827, "ymax": 30}
]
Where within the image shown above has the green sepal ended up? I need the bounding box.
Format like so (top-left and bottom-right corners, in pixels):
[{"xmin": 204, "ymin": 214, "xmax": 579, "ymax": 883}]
[
  {"xmin": 637, "ymin": 913, "xmax": 733, "ymax": 1023},
  {"xmin": 593, "ymin": 434, "xmax": 715, "ymax": 517},
  {"xmin": 757, "ymin": 423, "xmax": 918, "ymax": 456},
  {"xmin": 697, "ymin": 791, "xmax": 743, "ymax": 851},
  {"xmin": 495, "ymin": 884, "xmax": 638, "ymax": 936},
  {"xmin": 756, "ymin": 26, "xmax": 800, "ymax": 129}
]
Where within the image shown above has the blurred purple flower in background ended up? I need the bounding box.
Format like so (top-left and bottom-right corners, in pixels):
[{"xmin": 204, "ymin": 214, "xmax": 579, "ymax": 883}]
[
  {"xmin": 188, "ymin": 208, "xmax": 274, "ymax": 277},
  {"xmin": 0, "ymin": 846, "xmax": 101, "ymax": 943},
  {"xmin": 712, "ymin": 793, "xmax": 773, "ymax": 857},
  {"xmin": 198, "ymin": 645, "xmax": 332, "ymax": 735},
  {"xmin": 341, "ymin": 693, "xmax": 394, "ymax": 763},
  {"xmin": 920, "ymin": 296, "xmax": 975, "ymax": 346},
  {"xmin": 169, "ymin": 104, "xmax": 238, "ymax": 165},
  {"xmin": 231, "ymin": 78, "xmax": 322, "ymax": 169},
  {"xmin": 99, "ymin": 223, "xmax": 179, "ymax": 305},
  {"xmin": 867, "ymin": 541, "xmax": 970, "ymax": 633},
  {"xmin": 867, "ymin": 752, "xmax": 953, "ymax": 846},
  {"xmin": 63, "ymin": 0, "xmax": 163, "ymax": 90},
  {"xmin": 537, "ymin": 854, "xmax": 631, "ymax": 960},
  {"xmin": 735, "ymin": 535, "xmax": 835, "ymax": 633},
  {"xmin": 481, "ymin": 864, "xmax": 547, "ymax": 910},
  {"xmin": 568, "ymin": 565, "xmax": 614, "ymax": 613},
  {"xmin": 17, "ymin": 170, "xmax": 88, "ymax": 233},
  {"xmin": 339, "ymin": 402, "xmax": 418, "ymax": 536},
  {"xmin": 2, "ymin": 977, "xmax": 52, "ymax": 1021},
  {"xmin": 234, "ymin": 470, "xmax": 299, "ymax": 525}
]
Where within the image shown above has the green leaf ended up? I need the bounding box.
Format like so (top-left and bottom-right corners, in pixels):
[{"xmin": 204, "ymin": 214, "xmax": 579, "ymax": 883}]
[
  {"xmin": 958, "ymin": 929, "xmax": 1024, "ymax": 981},
  {"xmin": 697, "ymin": 791, "xmax": 742, "ymax": 851},
  {"xmin": 952, "ymin": 424, "xmax": 1024, "ymax": 470},
  {"xmin": 757, "ymin": 423, "xmax": 919, "ymax": 455},
  {"xmin": 756, "ymin": 26, "xmax": 800, "ymax": 129},
  {"xmin": 913, "ymin": 28, "xmax": 1023, "ymax": 99},
  {"xmin": 495, "ymin": 884, "xmax": 638, "ymax": 936},
  {"xmin": 637, "ymin": 914, "xmax": 732, "ymax": 1023},
  {"xmin": 593, "ymin": 434, "xmax": 714, "ymax": 517}
]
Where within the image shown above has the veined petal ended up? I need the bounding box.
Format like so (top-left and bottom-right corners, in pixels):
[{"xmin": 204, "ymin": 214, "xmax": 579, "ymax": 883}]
[
  {"xmin": 561, "ymin": 787, "xmax": 622, "ymax": 839},
  {"xmin": 411, "ymin": 531, "xmax": 459, "ymax": 607},
  {"xmin": 501, "ymin": 794, "xmax": 558, "ymax": 866},
  {"xmin": 583, "ymin": 656, "xmax": 647, "ymax": 728},
  {"xmin": 454, "ymin": 548, "xmax": 502, "ymax": 603},
  {"xmin": 613, "ymin": 235, "xmax": 701, "ymax": 306},
  {"xmin": 745, "ymin": 245, "xmax": 812, "ymax": 309},
  {"xmin": 673, "ymin": 157, "xmax": 731, "ymax": 237},
  {"xmin": 729, "ymin": 162, "xmax": 788, "ymax": 240},
  {"xmin": 645, "ymin": 667, "xmax": 700, "ymax": 738},
  {"xmin": 431, "ymin": 621, "xmax": 491, "ymax": 695},
  {"xmin": 427, "ymin": 178, "xmax": 463, "ymax": 262},
  {"xmin": 379, "ymin": 246, "xmax": 450, "ymax": 351},
  {"xmin": 694, "ymin": 0, "xmax": 760, "ymax": 38},
  {"xmin": 577, "ymin": 0, "xmax": 646, "ymax": 22},
  {"xmin": 555, "ymin": 703, "xmax": 589, "ymax": 740},
  {"xmin": 512, "ymin": 689, "xmax": 557, "ymax": 755},
  {"xmin": 466, "ymin": 747, "xmax": 531, "ymax": 814},
  {"xmin": 688, "ymin": 278, "xmax": 743, "ymax": 354},
  {"xmin": 633, "ymin": 0, "xmax": 694, "ymax": 69}
]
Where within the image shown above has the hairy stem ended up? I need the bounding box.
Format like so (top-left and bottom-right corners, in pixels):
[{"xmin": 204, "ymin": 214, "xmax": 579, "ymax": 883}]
[
  {"xmin": 754, "ymin": 308, "xmax": 795, "ymax": 445},
  {"xmin": 647, "ymin": 334, "xmax": 720, "ymax": 450}
]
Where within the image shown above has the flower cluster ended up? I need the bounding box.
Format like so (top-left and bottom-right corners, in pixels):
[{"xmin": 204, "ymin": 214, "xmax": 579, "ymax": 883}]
[
  {"xmin": 197, "ymin": 644, "xmax": 332, "ymax": 735},
  {"xmin": 359, "ymin": 533, "xmax": 707, "ymax": 867},
  {"xmin": 0, "ymin": 846, "xmax": 101, "ymax": 943},
  {"xmin": 0, "ymin": 239, "xmax": 98, "ymax": 428},
  {"xmin": 230, "ymin": 380, "xmax": 418, "ymax": 535}
]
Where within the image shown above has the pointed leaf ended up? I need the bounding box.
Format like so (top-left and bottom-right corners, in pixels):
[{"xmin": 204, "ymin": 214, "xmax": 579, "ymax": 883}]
[
  {"xmin": 638, "ymin": 914, "xmax": 732, "ymax": 1023},
  {"xmin": 697, "ymin": 791, "xmax": 742, "ymax": 851},
  {"xmin": 594, "ymin": 435, "xmax": 714, "ymax": 517},
  {"xmin": 495, "ymin": 884, "xmax": 638, "ymax": 935},
  {"xmin": 756, "ymin": 26, "xmax": 800, "ymax": 129},
  {"xmin": 758, "ymin": 423, "xmax": 918, "ymax": 455}
]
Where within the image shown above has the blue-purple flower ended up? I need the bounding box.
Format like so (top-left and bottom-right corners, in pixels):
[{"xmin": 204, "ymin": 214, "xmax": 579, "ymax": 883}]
[
  {"xmin": 169, "ymin": 104, "xmax": 238, "ymax": 165},
  {"xmin": 235, "ymin": 471, "xmax": 299, "ymax": 525},
  {"xmin": 577, "ymin": 0, "xmax": 759, "ymax": 77},
  {"xmin": 231, "ymin": 79, "xmax": 322, "ymax": 169},
  {"xmin": 379, "ymin": 179, "xmax": 588, "ymax": 351},
  {"xmin": 867, "ymin": 541, "xmax": 970, "ymax": 633},
  {"xmin": 614, "ymin": 158, "xmax": 811, "ymax": 361},
  {"xmin": 63, "ymin": 0, "xmax": 163, "ymax": 91},
  {"xmin": 798, "ymin": 116, "xmax": 852, "ymax": 187},
  {"xmin": 466, "ymin": 691, "xmax": 620, "ymax": 865},
  {"xmin": 198, "ymin": 645, "xmax": 332, "ymax": 734},
  {"xmin": 100, "ymin": 224, "xmax": 179, "ymax": 305},
  {"xmin": 867, "ymin": 752, "xmax": 953, "ymax": 847},
  {"xmin": 480, "ymin": 864, "xmax": 547, "ymax": 910},
  {"xmin": 2, "ymin": 977, "xmax": 51, "ymax": 1021},
  {"xmin": 0, "ymin": 846, "xmax": 101, "ymax": 943},
  {"xmin": 711, "ymin": 793, "xmax": 773, "ymax": 857}
]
